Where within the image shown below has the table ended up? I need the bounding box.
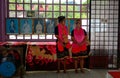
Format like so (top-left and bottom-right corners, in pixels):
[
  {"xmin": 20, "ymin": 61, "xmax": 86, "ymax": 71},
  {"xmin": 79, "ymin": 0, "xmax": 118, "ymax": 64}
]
[{"xmin": 0, "ymin": 42, "xmax": 89, "ymax": 71}]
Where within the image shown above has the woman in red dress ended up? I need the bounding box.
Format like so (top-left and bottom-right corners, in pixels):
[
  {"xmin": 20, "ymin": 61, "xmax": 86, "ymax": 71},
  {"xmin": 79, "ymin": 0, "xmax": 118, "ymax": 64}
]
[
  {"xmin": 55, "ymin": 16, "xmax": 71, "ymax": 73},
  {"xmin": 71, "ymin": 19, "xmax": 88, "ymax": 73}
]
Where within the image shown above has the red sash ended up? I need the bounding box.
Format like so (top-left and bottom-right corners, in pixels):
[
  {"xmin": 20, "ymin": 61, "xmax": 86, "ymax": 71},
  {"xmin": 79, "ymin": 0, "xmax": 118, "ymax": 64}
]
[{"xmin": 57, "ymin": 24, "xmax": 71, "ymax": 52}]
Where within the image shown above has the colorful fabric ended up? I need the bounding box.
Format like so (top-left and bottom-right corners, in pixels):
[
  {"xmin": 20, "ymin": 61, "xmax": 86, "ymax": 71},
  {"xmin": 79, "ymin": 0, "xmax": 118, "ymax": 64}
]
[
  {"xmin": 72, "ymin": 27, "xmax": 87, "ymax": 53},
  {"xmin": 72, "ymin": 43, "xmax": 87, "ymax": 53},
  {"xmin": 58, "ymin": 24, "xmax": 68, "ymax": 43},
  {"xmin": 74, "ymin": 28, "xmax": 85, "ymax": 43},
  {"xmin": 57, "ymin": 24, "xmax": 71, "ymax": 52}
]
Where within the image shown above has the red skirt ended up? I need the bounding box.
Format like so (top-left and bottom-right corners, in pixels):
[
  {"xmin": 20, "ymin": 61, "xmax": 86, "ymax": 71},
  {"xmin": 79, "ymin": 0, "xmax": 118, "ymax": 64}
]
[
  {"xmin": 72, "ymin": 43, "xmax": 87, "ymax": 54},
  {"xmin": 57, "ymin": 41, "xmax": 71, "ymax": 52}
]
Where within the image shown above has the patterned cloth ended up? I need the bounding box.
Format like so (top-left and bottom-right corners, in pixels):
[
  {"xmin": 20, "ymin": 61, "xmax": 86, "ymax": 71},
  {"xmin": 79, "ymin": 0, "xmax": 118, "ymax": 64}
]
[
  {"xmin": 71, "ymin": 27, "xmax": 87, "ymax": 53},
  {"xmin": 55, "ymin": 24, "xmax": 70, "ymax": 58}
]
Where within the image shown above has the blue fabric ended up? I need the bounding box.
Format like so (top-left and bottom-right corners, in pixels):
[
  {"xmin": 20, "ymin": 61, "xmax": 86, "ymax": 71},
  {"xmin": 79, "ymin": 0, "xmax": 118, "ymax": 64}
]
[{"xmin": 0, "ymin": 61, "xmax": 16, "ymax": 77}]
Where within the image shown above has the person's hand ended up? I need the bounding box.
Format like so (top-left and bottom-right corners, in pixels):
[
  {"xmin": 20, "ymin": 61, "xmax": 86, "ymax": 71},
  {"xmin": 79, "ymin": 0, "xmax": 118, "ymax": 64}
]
[
  {"xmin": 73, "ymin": 39, "xmax": 78, "ymax": 44},
  {"xmin": 86, "ymin": 41, "xmax": 90, "ymax": 46},
  {"xmin": 77, "ymin": 43, "xmax": 82, "ymax": 46},
  {"xmin": 62, "ymin": 43, "xmax": 65, "ymax": 47},
  {"xmin": 58, "ymin": 38, "xmax": 63, "ymax": 43},
  {"xmin": 58, "ymin": 40, "xmax": 65, "ymax": 47},
  {"xmin": 78, "ymin": 42, "xmax": 85, "ymax": 46}
]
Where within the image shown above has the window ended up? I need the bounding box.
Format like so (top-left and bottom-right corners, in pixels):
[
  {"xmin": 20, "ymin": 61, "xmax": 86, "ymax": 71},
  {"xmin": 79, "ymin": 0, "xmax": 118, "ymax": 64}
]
[
  {"xmin": 91, "ymin": 0, "xmax": 119, "ymax": 68},
  {"xmin": 7, "ymin": 0, "xmax": 90, "ymax": 41}
]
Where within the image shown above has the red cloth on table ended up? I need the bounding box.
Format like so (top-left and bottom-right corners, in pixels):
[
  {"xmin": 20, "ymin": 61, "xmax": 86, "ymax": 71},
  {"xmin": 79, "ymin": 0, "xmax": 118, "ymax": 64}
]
[{"xmin": 108, "ymin": 71, "xmax": 120, "ymax": 78}]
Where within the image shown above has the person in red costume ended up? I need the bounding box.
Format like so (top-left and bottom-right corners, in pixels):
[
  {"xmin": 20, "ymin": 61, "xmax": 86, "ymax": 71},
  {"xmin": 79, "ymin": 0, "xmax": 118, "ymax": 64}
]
[
  {"xmin": 71, "ymin": 19, "xmax": 88, "ymax": 73},
  {"xmin": 55, "ymin": 16, "xmax": 71, "ymax": 73}
]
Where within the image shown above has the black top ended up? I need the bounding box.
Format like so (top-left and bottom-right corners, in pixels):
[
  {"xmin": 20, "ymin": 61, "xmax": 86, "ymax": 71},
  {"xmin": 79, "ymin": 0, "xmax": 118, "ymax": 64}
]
[
  {"xmin": 71, "ymin": 29, "xmax": 87, "ymax": 37},
  {"xmin": 55, "ymin": 26, "xmax": 58, "ymax": 35}
]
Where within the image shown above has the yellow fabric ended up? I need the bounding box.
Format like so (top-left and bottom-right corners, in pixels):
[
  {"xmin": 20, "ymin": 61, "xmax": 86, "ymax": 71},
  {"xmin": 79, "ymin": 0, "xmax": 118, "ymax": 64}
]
[{"xmin": 30, "ymin": 46, "xmax": 41, "ymax": 59}]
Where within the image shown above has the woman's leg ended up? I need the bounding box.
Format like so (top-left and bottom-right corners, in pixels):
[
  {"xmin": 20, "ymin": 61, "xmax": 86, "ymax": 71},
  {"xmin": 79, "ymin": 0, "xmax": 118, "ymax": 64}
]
[
  {"xmin": 79, "ymin": 57, "xmax": 85, "ymax": 73},
  {"xmin": 63, "ymin": 48, "xmax": 69, "ymax": 73},
  {"xmin": 63, "ymin": 58, "xmax": 67, "ymax": 73},
  {"xmin": 57, "ymin": 58, "xmax": 61, "ymax": 73},
  {"xmin": 74, "ymin": 57, "xmax": 78, "ymax": 73}
]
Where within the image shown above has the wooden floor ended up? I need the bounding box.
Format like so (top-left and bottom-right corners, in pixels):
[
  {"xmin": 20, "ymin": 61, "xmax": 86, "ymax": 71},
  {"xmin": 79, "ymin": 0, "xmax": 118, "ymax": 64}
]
[{"xmin": 15, "ymin": 69, "xmax": 107, "ymax": 78}]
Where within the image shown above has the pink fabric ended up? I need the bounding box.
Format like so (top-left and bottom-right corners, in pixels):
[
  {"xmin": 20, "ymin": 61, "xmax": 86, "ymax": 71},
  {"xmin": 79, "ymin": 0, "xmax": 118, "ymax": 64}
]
[
  {"xmin": 72, "ymin": 27, "xmax": 87, "ymax": 53},
  {"xmin": 57, "ymin": 24, "xmax": 70, "ymax": 52},
  {"xmin": 74, "ymin": 27, "xmax": 85, "ymax": 43},
  {"xmin": 58, "ymin": 24, "xmax": 68, "ymax": 41}
]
